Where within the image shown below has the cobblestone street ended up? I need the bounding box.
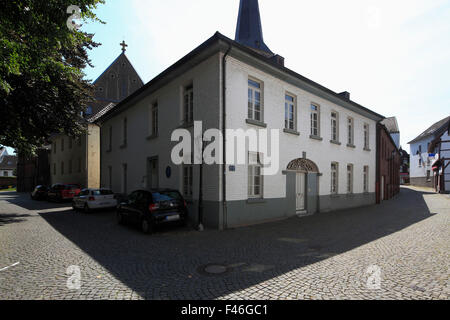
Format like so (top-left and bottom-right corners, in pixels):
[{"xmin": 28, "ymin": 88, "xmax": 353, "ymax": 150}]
[{"xmin": 0, "ymin": 186, "xmax": 449, "ymax": 300}]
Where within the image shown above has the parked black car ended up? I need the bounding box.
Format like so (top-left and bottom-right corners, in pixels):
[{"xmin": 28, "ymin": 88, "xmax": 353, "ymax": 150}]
[
  {"xmin": 31, "ymin": 185, "xmax": 49, "ymax": 200},
  {"xmin": 116, "ymin": 189, "xmax": 188, "ymax": 234}
]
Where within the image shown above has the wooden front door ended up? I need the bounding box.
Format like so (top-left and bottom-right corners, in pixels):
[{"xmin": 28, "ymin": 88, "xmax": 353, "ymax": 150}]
[{"xmin": 296, "ymin": 173, "xmax": 306, "ymax": 211}]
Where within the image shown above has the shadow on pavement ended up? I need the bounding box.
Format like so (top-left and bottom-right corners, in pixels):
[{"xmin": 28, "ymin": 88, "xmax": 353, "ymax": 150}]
[
  {"xmin": 36, "ymin": 186, "xmax": 437, "ymax": 299},
  {"xmin": 0, "ymin": 213, "xmax": 32, "ymax": 226},
  {"xmin": 1, "ymin": 192, "xmax": 71, "ymax": 211}
]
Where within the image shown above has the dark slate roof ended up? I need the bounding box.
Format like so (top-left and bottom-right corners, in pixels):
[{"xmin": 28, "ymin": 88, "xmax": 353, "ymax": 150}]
[
  {"xmin": 381, "ymin": 117, "xmax": 399, "ymax": 134},
  {"xmin": 0, "ymin": 155, "xmax": 17, "ymax": 170},
  {"xmin": 235, "ymin": 0, "xmax": 273, "ymax": 56},
  {"xmin": 94, "ymin": 32, "xmax": 385, "ymax": 124},
  {"xmin": 408, "ymin": 116, "xmax": 450, "ymax": 144}
]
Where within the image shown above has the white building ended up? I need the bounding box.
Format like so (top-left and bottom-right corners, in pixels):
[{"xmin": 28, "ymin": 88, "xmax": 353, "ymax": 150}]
[{"xmin": 95, "ymin": 0, "xmax": 384, "ymax": 229}]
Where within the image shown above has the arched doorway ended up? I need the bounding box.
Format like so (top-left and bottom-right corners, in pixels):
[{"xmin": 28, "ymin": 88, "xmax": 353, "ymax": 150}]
[{"xmin": 286, "ymin": 158, "xmax": 320, "ymax": 215}]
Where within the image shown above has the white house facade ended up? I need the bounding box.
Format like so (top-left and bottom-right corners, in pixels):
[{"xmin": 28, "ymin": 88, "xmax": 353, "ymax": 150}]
[{"xmin": 95, "ymin": 0, "xmax": 384, "ymax": 229}]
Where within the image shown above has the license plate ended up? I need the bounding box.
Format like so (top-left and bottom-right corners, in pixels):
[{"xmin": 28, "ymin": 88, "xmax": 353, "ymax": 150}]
[
  {"xmin": 100, "ymin": 202, "xmax": 109, "ymax": 206},
  {"xmin": 165, "ymin": 215, "xmax": 180, "ymax": 221}
]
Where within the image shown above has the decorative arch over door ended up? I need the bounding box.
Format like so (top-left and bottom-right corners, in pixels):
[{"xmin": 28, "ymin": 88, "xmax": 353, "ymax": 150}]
[{"xmin": 287, "ymin": 158, "xmax": 319, "ymax": 173}]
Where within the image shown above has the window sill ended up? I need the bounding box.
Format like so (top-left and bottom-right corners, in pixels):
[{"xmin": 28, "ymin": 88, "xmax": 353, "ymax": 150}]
[
  {"xmin": 120, "ymin": 144, "xmax": 127, "ymax": 149},
  {"xmin": 364, "ymin": 148, "xmax": 371, "ymax": 152},
  {"xmin": 247, "ymin": 198, "xmax": 266, "ymax": 204},
  {"xmin": 146, "ymin": 134, "xmax": 159, "ymax": 141},
  {"xmin": 330, "ymin": 140, "xmax": 341, "ymax": 145},
  {"xmin": 283, "ymin": 128, "xmax": 300, "ymax": 136},
  {"xmin": 347, "ymin": 144, "xmax": 356, "ymax": 148},
  {"xmin": 309, "ymin": 135, "xmax": 323, "ymax": 141},
  {"xmin": 246, "ymin": 119, "xmax": 267, "ymax": 128}
]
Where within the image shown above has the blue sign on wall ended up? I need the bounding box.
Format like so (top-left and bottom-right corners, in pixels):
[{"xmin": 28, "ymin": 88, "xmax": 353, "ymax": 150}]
[{"xmin": 165, "ymin": 166, "xmax": 172, "ymax": 178}]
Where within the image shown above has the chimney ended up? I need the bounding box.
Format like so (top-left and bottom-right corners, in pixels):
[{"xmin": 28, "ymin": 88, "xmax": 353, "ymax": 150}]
[
  {"xmin": 339, "ymin": 91, "xmax": 350, "ymax": 100},
  {"xmin": 270, "ymin": 54, "xmax": 285, "ymax": 67}
]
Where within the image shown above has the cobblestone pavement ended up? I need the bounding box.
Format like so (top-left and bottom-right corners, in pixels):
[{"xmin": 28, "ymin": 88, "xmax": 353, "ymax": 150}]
[{"xmin": 0, "ymin": 187, "xmax": 449, "ymax": 300}]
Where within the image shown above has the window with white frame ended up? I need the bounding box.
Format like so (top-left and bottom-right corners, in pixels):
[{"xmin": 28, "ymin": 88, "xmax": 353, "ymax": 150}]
[
  {"xmin": 183, "ymin": 85, "xmax": 194, "ymax": 125},
  {"xmin": 310, "ymin": 104, "xmax": 320, "ymax": 137},
  {"xmin": 183, "ymin": 165, "xmax": 193, "ymax": 199},
  {"xmin": 285, "ymin": 94, "xmax": 296, "ymax": 131},
  {"xmin": 331, "ymin": 111, "xmax": 339, "ymax": 142},
  {"xmin": 364, "ymin": 123, "xmax": 370, "ymax": 149},
  {"xmin": 149, "ymin": 102, "xmax": 158, "ymax": 136},
  {"xmin": 347, "ymin": 164, "xmax": 353, "ymax": 194},
  {"xmin": 248, "ymin": 79, "xmax": 262, "ymax": 122},
  {"xmin": 347, "ymin": 117, "xmax": 354, "ymax": 145},
  {"xmin": 363, "ymin": 166, "xmax": 369, "ymax": 193},
  {"xmin": 248, "ymin": 152, "xmax": 263, "ymax": 198},
  {"xmin": 331, "ymin": 162, "xmax": 338, "ymax": 194}
]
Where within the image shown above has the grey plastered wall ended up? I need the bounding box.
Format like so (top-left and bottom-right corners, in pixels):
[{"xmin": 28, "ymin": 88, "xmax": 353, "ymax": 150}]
[{"xmin": 318, "ymin": 193, "xmax": 376, "ymax": 212}]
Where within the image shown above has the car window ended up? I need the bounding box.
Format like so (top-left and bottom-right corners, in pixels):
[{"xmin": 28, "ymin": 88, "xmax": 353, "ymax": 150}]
[
  {"xmin": 128, "ymin": 191, "xmax": 139, "ymax": 204},
  {"xmin": 152, "ymin": 191, "xmax": 182, "ymax": 203},
  {"xmin": 92, "ymin": 190, "xmax": 113, "ymax": 196}
]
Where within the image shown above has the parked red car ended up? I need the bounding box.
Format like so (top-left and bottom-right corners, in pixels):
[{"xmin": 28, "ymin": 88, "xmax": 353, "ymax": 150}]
[{"xmin": 47, "ymin": 184, "xmax": 82, "ymax": 202}]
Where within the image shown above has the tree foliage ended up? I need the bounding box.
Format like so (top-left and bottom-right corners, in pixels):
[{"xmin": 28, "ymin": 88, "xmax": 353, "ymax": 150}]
[{"xmin": 0, "ymin": 0, "xmax": 105, "ymax": 154}]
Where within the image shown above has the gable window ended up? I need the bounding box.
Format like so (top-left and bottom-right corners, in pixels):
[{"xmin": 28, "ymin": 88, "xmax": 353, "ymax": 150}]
[
  {"xmin": 331, "ymin": 162, "xmax": 339, "ymax": 195},
  {"xmin": 248, "ymin": 79, "xmax": 263, "ymax": 122},
  {"xmin": 183, "ymin": 85, "xmax": 194, "ymax": 125},
  {"xmin": 310, "ymin": 104, "xmax": 320, "ymax": 137},
  {"xmin": 183, "ymin": 165, "xmax": 193, "ymax": 199},
  {"xmin": 122, "ymin": 118, "xmax": 127, "ymax": 147},
  {"xmin": 331, "ymin": 111, "xmax": 339, "ymax": 142},
  {"xmin": 364, "ymin": 124, "xmax": 370, "ymax": 150},
  {"xmin": 363, "ymin": 166, "xmax": 369, "ymax": 193},
  {"xmin": 284, "ymin": 94, "xmax": 296, "ymax": 131},
  {"xmin": 248, "ymin": 152, "xmax": 263, "ymax": 199},
  {"xmin": 149, "ymin": 102, "xmax": 158, "ymax": 137},
  {"xmin": 347, "ymin": 117, "xmax": 354, "ymax": 146},
  {"xmin": 347, "ymin": 164, "xmax": 353, "ymax": 194}
]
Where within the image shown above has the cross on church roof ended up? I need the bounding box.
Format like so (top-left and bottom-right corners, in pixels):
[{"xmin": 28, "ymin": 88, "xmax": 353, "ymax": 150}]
[{"xmin": 120, "ymin": 40, "xmax": 128, "ymax": 53}]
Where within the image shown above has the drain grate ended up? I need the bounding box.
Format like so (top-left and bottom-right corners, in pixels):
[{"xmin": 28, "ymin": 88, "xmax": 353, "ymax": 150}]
[{"xmin": 197, "ymin": 264, "xmax": 231, "ymax": 276}]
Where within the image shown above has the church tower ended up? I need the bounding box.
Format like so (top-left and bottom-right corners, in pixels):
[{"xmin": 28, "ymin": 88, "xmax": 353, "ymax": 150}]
[{"xmin": 235, "ymin": 0, "xmax": 273, "ymax": 56}]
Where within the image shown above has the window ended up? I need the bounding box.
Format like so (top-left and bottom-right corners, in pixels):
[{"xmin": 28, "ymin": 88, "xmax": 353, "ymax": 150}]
[
  {"xmin": 248, "ymin": 79, "xmax": 262, "ymax": 122},
  {"xmin": 85, "ymin": 106, "xmax": 93, "ymax": 115},
  {"xmin": 122, "ymin": 164, "xmax": 128, "ymax": 194},
  {"xmin": 364, "ymin": 124, "xmax": 370, "ymax": 150},
  {"xmin": 426, "ymin": 170, "xmax": 431, "ymax": 182},
  {"xmin": 108, "ymin": 126, "xmax": 112, "ymax": 151},
  {"xmin": 248, "ymin": 152, "xmax": 263, "ymax": 198},
  {"xmin": 347, "ymin": 164, "xmax": 353, "ymax": 194},
  {"xmin": 183, "ymin": 165, "xmax": 193, "ymax": 199},
  {"xmin": 53, "ymin": 163, "xmax": 56, "ymax": 175},
  {"xmin": 61, "ymin": 161, "xmax": 64, "ymax": 175},
  {"xmin": 419, "ymin": 158, "xmax": 422, "ymax": 167},
  {"xmin": 3, "ymin": 171, "xmax": 8, "ymax": 177},
  {"xmin": 69, "ymin": 160, "xmax": 72, "ymax": 174},
  {"xmin": 363, "ymin": 166, "xmax": 369, "ymax": 193},
  {"xmin": 122, "ymin": 118, "xmax": 127, "ymax": 147},
  {"xmin": 331, "ymin": 111, "xmax": 339, "ymax": 142},
  {"xmin": 331, "ymin": 162, "xmax": 339, "ymax": 194},
  {"xmin": 61, "ymin": 138, "xmax": 64, "ymax": 152},
  {"xmin": 78, "ymin": 158, "xmax": 81, "ymax": 173},
  {"xmin": 310, "ymin": 104, "xmax": 320, "ymax": 137},
  {"xmin": 347, "ymin": 117, "xmax": 354, "ymax": 145},
  {"xmin": 108, "ymin": 166, "xmax": 112, "ymax": 190},
  {"xmin": 53, "ymin": 142, "xmax": 56, "ymax": 154},
  {"xmin": 418, "ymin": 145, "xmax": 422, "ymax": 154},
  {"xmin": 183, "ymin": 85, "xmax": 194, "ymax": 125},
  {"xmin": 149, "ymin": 102, "xmax": 158, "ymax": 136},
  {"xmin": 69, "ymin": 138, "xmax": 73, "ymax": 149},
  {"xmin": 284, "ymin": 94, "xmax": 296, "ymax": 130}
]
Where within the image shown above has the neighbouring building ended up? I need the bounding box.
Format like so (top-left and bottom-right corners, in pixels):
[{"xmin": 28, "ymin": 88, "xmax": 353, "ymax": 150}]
[
  {"xmin": 49, "ymin": 43, "xmax": 143, "ymax": 188},
  {"xmin": 408, "ymin": 116, "xmax": 450, "ymax": 188},
  {"xmin": 399, "ymin": 148, "xmax": 410, "ymax": 185},
  {"xmin": 0, "ymin": 150, "xmax": 18, "ymax": 189},
  {"xmin": 94, "ymin": 0, "xmax": 384, "ymax": 229},
  {"xmin": 16, "ymin": 148, "xmax": 51, "ymax": 192},
  {"xmin": 428, "ymin": 118, "xmax": 450, "ymax": 193},
  {"xmin": 376, "ymin": 123, "xmax": 400, "ymax": 203},
  {"xmin": 381, "ymin": 117, "xmax": 400, "ymax": 149}
]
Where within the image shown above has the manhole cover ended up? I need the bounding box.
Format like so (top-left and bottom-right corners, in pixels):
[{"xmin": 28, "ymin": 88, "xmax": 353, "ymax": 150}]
[{"xmin": 197, "ymin": 264, "xmax": 231, "ymax": 276}]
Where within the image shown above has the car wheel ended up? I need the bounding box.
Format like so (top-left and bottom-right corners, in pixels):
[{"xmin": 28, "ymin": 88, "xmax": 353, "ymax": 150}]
[
  {"xmin": 141, "ymin": 218, "xmax": 153, "ymax": 234},
  {"xmin": 84, "ymin": 204, "xmax": 91, "ymax": 214},
  {"xmin": 116, "ymin": 211, "xmax": 124, "ymax": 225}
]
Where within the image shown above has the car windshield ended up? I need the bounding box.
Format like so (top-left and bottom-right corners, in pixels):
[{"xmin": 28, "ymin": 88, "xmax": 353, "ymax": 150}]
[
  {"xmin": 152, "ymin": 191, "xmax": 182, "ymax": 202},
  {"xmin": 92, "ymin": 190, "xmax": 114, "ymax": 196},
  {"xmin": 66, "ymin": 185, "xmax": 79, "ymax": 190}
]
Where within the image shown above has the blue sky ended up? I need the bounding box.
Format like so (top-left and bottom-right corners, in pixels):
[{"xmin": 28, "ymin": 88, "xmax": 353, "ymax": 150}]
[{"xmin": 6, "ymin": 0, "xmax": 450, "ymax": 154}]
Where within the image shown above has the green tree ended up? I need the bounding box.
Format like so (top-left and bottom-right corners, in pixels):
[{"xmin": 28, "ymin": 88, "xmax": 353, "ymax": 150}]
[{"xmin": 0, "ymin": 0, "xmax": 105, "ymax": 154}]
